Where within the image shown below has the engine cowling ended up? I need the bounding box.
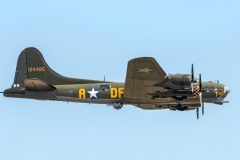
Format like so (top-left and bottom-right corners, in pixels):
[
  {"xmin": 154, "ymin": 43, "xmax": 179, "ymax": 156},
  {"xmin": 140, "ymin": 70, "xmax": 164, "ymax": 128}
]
[
  {"xmin": 113, "ymin": 102, "xmax": 123, "ymax": 110},
  {"xmin": 168, "ymin": 74, "xmax": 191, "ymax": 89}
]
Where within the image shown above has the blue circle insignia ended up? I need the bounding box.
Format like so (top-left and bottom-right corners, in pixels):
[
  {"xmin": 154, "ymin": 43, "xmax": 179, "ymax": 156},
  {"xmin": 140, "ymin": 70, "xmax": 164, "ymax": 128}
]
[{"xmin": 87, "ymin": 87, "xmax": 100, "ymax": 99}]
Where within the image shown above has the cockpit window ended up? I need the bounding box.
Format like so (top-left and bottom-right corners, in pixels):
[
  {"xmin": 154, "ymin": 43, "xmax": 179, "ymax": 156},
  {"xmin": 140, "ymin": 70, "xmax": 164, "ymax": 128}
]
[
  {"xmin": 204, "ymin": 87, "xmax": 209, "ymax": 91},
  {"xmin": 218, "ymin": 87, "xmax": 223, "ymax": 91},
  {"xmin": 100, "ymin": 85, "xmax": 110, "ymax": 91},
  {"xmin": 210, "ymin": 87, "xmax": 215, "ymax": 90}
]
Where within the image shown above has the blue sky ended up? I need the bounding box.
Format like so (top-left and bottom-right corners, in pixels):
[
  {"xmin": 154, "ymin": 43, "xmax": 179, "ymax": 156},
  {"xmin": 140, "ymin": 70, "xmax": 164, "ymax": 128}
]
[{"xmin": 0, "ymin": 0, "xmax": 239, "ymax": 160}]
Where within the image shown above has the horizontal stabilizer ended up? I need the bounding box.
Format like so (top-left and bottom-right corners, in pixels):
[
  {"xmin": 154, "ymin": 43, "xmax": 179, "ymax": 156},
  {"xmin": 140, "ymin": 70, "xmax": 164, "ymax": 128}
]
[{"xmin": 24, "ymin": 79, "xmax": 56, "ymax": 91}]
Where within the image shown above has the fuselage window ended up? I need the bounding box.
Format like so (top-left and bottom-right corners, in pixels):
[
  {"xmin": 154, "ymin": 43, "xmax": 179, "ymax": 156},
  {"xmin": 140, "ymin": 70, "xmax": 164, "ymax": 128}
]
[
  {"xmin": 218, "ymin": 87, "xmax": 223, "ymax": 91},
  {"xmin": 100, "ymin": 85, "xmax": 110, "ymax": 91},
  {"xmin": 204, "ymin": 87, "xmax": 209, "ymax": 91},
  {"xmin": 210, "ymin": 87, "xmax": 215, "ymax": 90}
]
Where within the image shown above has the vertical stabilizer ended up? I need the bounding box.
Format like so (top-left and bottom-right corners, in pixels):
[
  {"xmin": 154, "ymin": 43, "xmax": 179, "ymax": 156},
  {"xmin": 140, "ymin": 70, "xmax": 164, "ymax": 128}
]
[{"xmin": 12, "ymin": 47, "xmax": 108, "ymax": 87}]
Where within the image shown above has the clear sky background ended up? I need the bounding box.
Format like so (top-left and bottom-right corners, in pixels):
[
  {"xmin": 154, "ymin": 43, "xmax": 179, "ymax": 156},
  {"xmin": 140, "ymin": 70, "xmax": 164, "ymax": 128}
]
[{"xmin": 0, "ymin": 0, "xmax": 239, "ymax": 160}]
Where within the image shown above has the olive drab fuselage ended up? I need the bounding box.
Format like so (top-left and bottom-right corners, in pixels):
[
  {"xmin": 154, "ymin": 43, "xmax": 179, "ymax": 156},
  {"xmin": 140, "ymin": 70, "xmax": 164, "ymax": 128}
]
[{"xmin": 2, "ymin": 47, "xmax": 230, "ymax": 117}]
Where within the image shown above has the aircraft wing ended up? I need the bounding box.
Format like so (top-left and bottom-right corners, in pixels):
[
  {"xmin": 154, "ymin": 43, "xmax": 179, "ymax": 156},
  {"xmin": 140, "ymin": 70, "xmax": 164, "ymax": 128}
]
[{"xmin": 124, "ymin": 57, "xmax": 169, "ymax": 99}]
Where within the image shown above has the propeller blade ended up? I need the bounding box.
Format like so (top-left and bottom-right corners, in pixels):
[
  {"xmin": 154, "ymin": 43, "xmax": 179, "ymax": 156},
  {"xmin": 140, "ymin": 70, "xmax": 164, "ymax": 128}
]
[
  {"xmin": 199, "ymin": 74, "xmax": 202, "ymax": 103},
  {"xmin": 199, "ymin": 92, "xmax": 202, "ymax": 104},
  {"xmin": 202, "ymin": 103, "xmax": 204, "ymax": 116},
  {"xmin": 191, "ymin": 64, "xmax": 194, "ymax": 92},
  {"xmin": 199, "ymin": 73, "xmax": 204, "ymax": 116},
  {"xmin": 197, "ymin": 108, "xmax": 199, "ymax": 120},
  {"xmin": 191, "ymin": 64, "xmax": 194, "ymax": 81},
  {"xmin": 199, "ymin": 73, "xmax": 202, "ymax": 92}
]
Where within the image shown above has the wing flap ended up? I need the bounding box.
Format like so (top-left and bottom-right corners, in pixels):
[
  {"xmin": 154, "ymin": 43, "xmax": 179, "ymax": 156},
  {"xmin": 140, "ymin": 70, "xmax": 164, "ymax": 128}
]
[{"xmin": 24, "ymin": 79, "xmax": 56, "ymax": 91}]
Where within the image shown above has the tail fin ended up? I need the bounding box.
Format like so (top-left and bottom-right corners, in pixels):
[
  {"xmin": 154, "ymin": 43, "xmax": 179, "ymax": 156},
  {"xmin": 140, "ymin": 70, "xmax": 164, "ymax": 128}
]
[{"xmin": 13, "ymin": 47, "xmax": 108, "ymax": 87}]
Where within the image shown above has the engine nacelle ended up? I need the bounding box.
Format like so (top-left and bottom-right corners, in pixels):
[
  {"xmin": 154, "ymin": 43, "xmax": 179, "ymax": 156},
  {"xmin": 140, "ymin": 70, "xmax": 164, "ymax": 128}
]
[
  {"xmin": 113, "ymin": 102, "xmax": 123, "ymax": 110},
  {"xmin": 168, "ymin": 74, "xmax": 191, "ymax": 89}
]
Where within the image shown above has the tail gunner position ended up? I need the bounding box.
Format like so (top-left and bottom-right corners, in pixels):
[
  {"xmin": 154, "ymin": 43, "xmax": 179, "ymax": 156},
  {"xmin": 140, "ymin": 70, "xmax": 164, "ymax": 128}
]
[{"xmin": 1, "ymin": 47, "xmax": 230, "ymax": 119}]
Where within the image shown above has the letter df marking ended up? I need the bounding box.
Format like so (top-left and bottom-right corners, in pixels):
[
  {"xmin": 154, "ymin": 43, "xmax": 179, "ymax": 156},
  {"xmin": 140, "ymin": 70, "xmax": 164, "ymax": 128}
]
[
  {"xmin": 118, "ymin": 88, "xmax": 124, "ymax": 98},
  {"xmin": 111, "ymin": 88, "xmax": 118, "ymax": 98}
]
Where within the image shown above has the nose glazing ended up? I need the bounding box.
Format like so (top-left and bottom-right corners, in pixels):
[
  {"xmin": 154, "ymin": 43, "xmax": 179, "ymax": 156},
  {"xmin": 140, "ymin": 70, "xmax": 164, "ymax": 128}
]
[
  {"xmin": 224, "ymin": 85, "xmax": 230, "ymax": 92},
  {"xmin": 223, "ymin": 85, "xmax": 230, "ymax": 98}
]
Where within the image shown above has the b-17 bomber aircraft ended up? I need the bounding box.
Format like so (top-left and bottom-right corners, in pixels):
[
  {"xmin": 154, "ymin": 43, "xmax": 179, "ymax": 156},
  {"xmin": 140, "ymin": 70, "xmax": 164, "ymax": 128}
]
[{"xmin": 1, "ymin": 47, "xmax": 230, "ymax": 119}]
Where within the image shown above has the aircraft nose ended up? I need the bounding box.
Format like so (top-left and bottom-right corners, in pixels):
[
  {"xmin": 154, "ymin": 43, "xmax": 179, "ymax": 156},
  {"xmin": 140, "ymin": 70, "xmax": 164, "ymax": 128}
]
[
  {"xmin": 224, "ymin": 85, "xmax": 230, "ymax": 92},
  {"xmin": 223, "ymin": 85, "xmax": 230, "ymax": 98}
]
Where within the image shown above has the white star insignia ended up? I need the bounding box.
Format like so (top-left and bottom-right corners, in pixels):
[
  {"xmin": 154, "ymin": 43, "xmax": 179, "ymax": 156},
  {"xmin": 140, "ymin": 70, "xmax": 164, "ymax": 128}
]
[
  {"xmin": 138, "ymin": 67, "xmax": 155, "ymax": 73},
  {"xmin": 87, "ymin": 88, "xmax": 99, "ymax": 99}
]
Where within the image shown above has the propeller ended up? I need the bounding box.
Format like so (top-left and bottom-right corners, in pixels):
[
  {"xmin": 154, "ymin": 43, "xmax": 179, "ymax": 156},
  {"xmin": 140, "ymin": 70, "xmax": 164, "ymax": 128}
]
[
  {"xmin": 191, "ymin": 64, "xmax": 202, "ymax": 119},
  {"xmin": 191, "ymin": 65, "xmax": 205, "ymax": 119},
  {"xmin": 193, "ymin": 69, "xmax": 205, "ymax": 119}
]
